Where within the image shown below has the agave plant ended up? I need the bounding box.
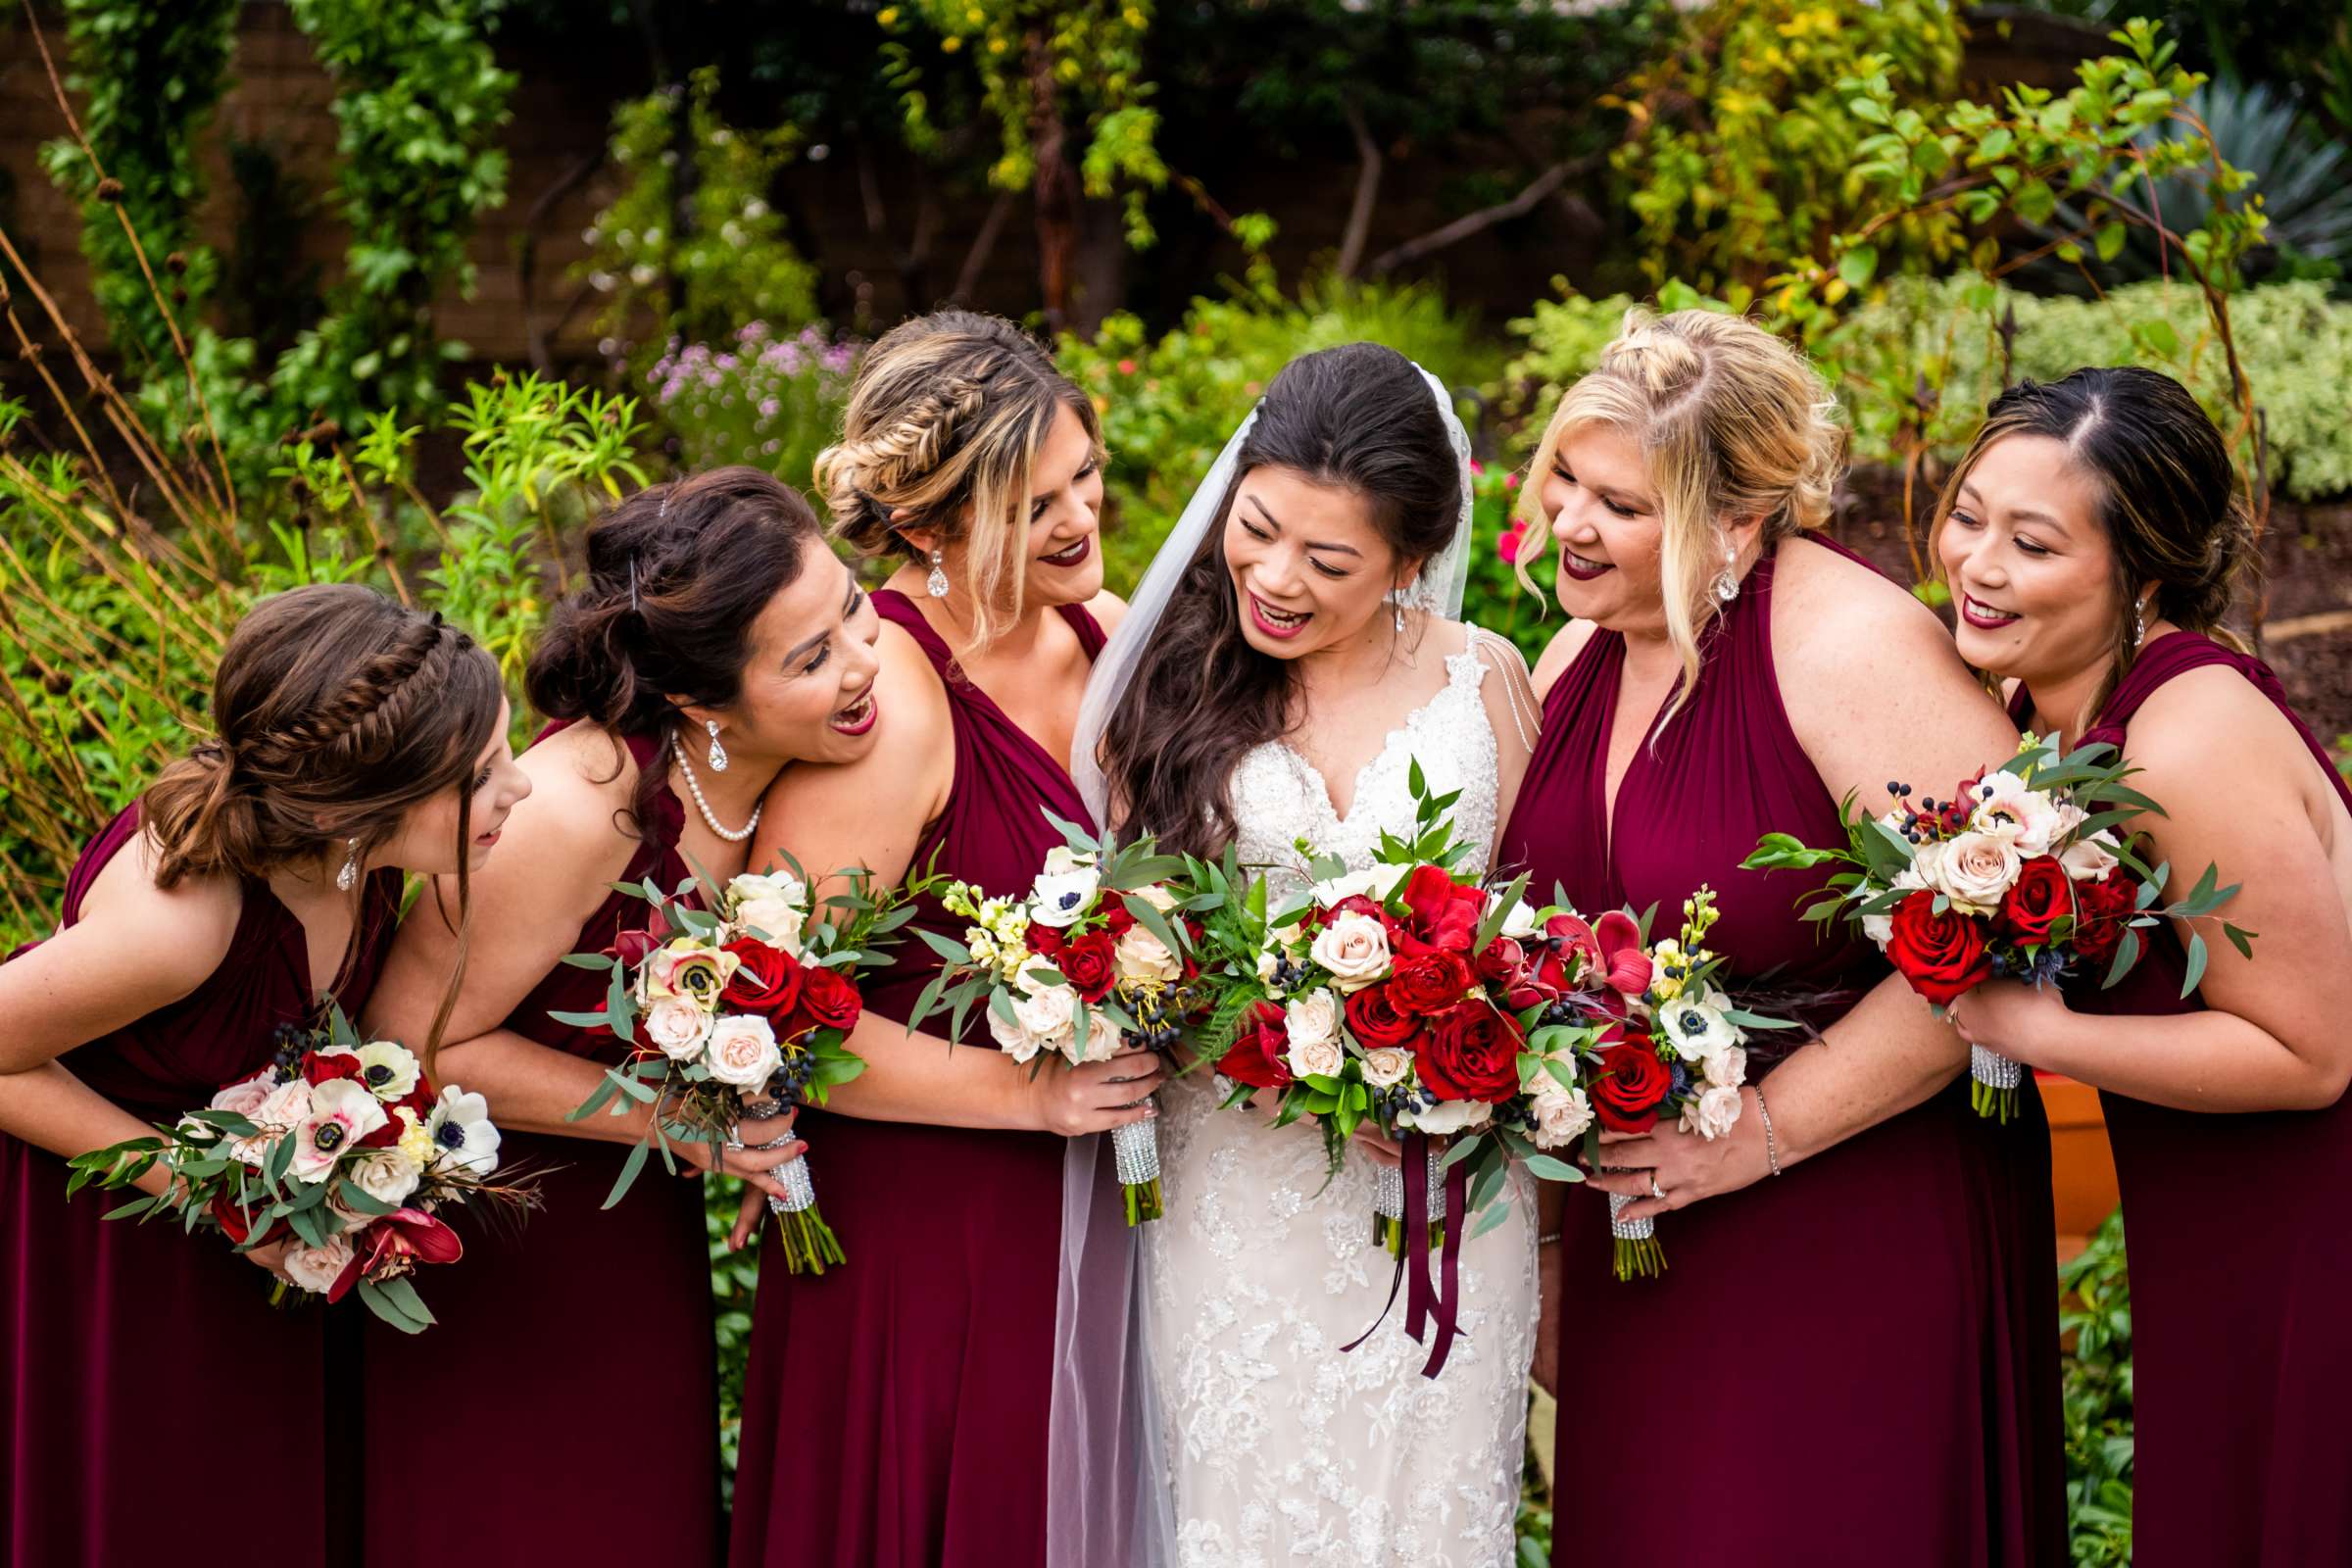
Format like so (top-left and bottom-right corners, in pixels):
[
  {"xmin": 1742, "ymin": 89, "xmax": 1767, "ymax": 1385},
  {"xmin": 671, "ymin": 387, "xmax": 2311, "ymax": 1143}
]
[{"xmin": 2029, "ymin": 76, "xmax": 2352, "ymax": 288}]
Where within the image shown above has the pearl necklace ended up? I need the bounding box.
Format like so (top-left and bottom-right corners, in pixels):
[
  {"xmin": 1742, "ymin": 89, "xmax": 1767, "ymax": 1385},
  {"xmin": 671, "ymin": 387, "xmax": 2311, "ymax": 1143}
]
[{"xmin": 673, "ymin": 737, "xmax": 762, "ymax": 843}]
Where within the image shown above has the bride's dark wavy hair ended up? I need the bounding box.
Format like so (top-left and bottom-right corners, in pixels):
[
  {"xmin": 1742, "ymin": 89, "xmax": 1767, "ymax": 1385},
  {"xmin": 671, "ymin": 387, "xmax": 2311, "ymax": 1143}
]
[{"xmin": 1102, "ymin": 342, "xmax": 1462, "ymax": 858}]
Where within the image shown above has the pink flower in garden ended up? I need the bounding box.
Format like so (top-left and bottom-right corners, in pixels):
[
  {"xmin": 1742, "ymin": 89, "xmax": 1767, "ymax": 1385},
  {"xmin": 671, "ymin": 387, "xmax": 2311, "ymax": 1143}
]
[
  {"xmin": 1496, "ymin": 522, "xmax": 1527, "ymax": 564},
  {"xmin": 1504, "ymin": 472, "xmax": 1519, "ymax": 490},
  {"xmin": 1117, "ymin": 358, "xmax": 1138, "ymax": 375},
  {"xmin": 1470, "ymin": 459, "xmax": 1485, "ymax": 475}
]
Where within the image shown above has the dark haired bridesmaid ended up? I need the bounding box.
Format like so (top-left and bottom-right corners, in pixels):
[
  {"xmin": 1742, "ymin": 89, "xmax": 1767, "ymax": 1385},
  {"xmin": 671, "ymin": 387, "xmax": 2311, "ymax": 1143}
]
[
  {"xmin": 358, "ymin": 467, "xmax": 881, "ymax": 1565},
  {"xmin": 1501, "ymin": 309, "xmax": 2065, "ymax": 1565},
  {"xmin": 0, "ymin": 583, "xmax": 522, "ymax": 1568},
  {"xmin": 727, "ymin": 312, "xmax": 1161, "ymax": 1568},
  {"xmin": 1938, "ymin": 366, "xmax": 2352, "ymax": 1567}
]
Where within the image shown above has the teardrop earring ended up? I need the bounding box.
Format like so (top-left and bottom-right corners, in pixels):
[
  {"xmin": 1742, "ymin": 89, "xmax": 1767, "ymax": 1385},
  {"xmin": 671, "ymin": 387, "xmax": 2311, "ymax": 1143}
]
[
  {"xmin": 1711, "ymin": 538, "xmax": 1741, "ymax": 604},
  {"xmin": 926, "ymin": 549, "xmax": 951, "ymax": 600},
  {"xmin": 1394, "ymin": 605, "xmax": 1406, "ymax": 635},
  {"xmin": 705, "ymin": 717, "xmax": 729, "ymax": 773},
  {"xmin": 335, "ymin": 838, "xmax": 361, "ymax": 893},
  {"xmin": 2132, "ymin": 593, "xmax": 2148, "ymax": 647}
]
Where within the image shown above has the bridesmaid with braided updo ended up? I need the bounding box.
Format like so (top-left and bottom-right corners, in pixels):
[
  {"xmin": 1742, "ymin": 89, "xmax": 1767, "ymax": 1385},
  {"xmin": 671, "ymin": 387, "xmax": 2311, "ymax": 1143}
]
[
  {"xmin": 728, "ymin": 312, "xmax": 1159, "ymax": 1568},
  {"xmin": 0, "ymin": 583, "xmax": 525, "ymax": 1568}
]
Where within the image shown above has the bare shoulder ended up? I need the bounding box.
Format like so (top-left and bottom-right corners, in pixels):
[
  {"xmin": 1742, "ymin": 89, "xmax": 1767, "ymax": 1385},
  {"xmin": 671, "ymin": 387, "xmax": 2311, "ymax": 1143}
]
[
  {"xmin": 1085, "ymin": 587, "xmax": 1130, "ymax": 638},
  {"xmin": 2125, "ymin": 662, "xmax": 2308, "ymax": 797},
  {"xmin": 69, "ymin": 834, "xmax": 243, "ymax": 998},
  {"xmin": 1772, "ymin": 536, "xmax": 1971, "ymax": 695},
  {"xmin": 1529, "ymin": 618, "xmax": 1602, "ymax": 703}
]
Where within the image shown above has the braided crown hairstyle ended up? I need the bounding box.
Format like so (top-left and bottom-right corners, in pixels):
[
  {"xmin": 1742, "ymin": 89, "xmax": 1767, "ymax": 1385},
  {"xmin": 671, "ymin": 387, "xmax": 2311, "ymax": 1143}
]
[
  {"xmin": 815, "ymin": 310, "xmax": 1102, "ymax": 652},
  {"xmin": 1930, "ymin": 365, "xmax": 2260, "ymax": 722},
  {"xmin": 141, "ymin": 583, "xmax": 504, "ymax": 1058},
  {"xmin": 527, "ymin": 466, "xmax": 823, "ymax": 835}
]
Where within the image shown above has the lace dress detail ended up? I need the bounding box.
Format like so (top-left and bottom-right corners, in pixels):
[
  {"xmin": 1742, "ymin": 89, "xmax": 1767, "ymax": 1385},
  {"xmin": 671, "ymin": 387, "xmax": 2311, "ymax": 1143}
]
[{"xmin": 1143, "ymin": 628, "xmax": 1539, "ymax": 1568}]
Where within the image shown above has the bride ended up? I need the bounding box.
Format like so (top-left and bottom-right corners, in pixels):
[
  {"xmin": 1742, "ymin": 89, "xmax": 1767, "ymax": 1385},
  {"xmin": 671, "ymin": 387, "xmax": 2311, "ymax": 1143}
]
[{"xmin": 1062, "ymin": 341, "xmax": 1544, "ymax": 1567}]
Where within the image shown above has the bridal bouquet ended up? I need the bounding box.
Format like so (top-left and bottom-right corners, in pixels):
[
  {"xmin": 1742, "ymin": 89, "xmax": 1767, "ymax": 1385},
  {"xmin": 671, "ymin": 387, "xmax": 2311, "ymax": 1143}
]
[
  {"xmin": 908, "ymin": 813, "xmax": 1195, "ymax": 1226},
  {"xmin": 66, "ymin": 1008, "xmax": 530, "ymax": 1333},
  {"xmin": 564, "ymin": 859, "xmax": 917, "ymax": 1273},
  {"xmin": 1183, "ymin": 767, "xmax": 1779, "ymax": 1290},
  {"xmin": 1744, "ymin": 734, "xmax": 2252, "ymax": 1121}
]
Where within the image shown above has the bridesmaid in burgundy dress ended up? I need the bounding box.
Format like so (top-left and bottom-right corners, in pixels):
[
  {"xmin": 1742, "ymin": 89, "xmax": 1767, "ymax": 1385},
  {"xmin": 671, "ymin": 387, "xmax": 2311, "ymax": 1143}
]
[
  {"xmin": 1936, "ymin": 368, "xmax": 2352, "ymax": 1567},
  {"xmin": 359, "ymin": 469, "xmax": 875, "ymax": 1566},
  {"xmin": 1498, "ymin": 311, "xmax": 2065, "ymax": 1565},
  {"xmin": 728, "ymin": 312, "xmax": 1162, "ymax": 1568},
  {"xmin": 0, "ymin": 584, "xmax": 520, "ymax": 1568}
]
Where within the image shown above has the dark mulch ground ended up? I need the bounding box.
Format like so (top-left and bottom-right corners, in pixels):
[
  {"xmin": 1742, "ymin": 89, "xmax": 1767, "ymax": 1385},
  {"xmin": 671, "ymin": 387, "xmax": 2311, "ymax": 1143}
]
[{"xmin": 1828, "ymin": 466, "xmax": 2352, "ymax": 748}]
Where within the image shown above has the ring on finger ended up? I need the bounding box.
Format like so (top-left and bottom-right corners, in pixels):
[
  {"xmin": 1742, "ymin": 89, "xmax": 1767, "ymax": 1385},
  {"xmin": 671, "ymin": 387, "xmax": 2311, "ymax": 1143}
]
[{"xmin": 1648, "ymin": 1172, "xmax": 1665, "ymax": 1201}]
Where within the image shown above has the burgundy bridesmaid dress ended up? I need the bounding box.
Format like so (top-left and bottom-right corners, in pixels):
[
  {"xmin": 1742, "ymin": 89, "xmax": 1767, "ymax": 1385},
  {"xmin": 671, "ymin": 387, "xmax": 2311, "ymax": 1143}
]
[
  {"xmin": 361, "ymin": 728, "xmax": 723, "ymax": 1565},
  {"xmin": 2, "ymin": 803, "xmax": 401, "ymax": 1568},
  {"xmin": 1500, "ymin": 539, "xmax": 2065, "ymax": 1567},
  {"xmin": 2024, "ymin": 632, "xmax": 2352, "ymax": 1566},
  {"xmin": 728, "ymin": 589, "xmax": 1106, "ymax": 1568}
]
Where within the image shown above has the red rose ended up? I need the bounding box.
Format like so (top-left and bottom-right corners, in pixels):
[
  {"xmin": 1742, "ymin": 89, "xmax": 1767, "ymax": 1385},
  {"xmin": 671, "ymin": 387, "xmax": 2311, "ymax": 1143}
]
[
  {"xmin": 1100, "ymin": 903, "xmax": 1138, "ymax": 938},
  {"xmin": 356, "ymin": 1114, "xmax": 404, "ymax": 1150},
  {"xmin": 1590, "ymin": 1038, "xmax": 1671, "ymax": 1133},
  {"xmin": 1388, "ymin": 950, "xmax": 1473, "ymax": 1015},
  {"xmin": 1995, "ymin": 857, "xmax": 2073, "ymax": 948},
  {"xmin": 1414, "ymin": 1001, "xmax": 1524, "ymax": 1102},
  {"xmin": 1026, "ymin": 923, "xmax": 1066, "ymax": 960},
  {"xmin": 722, "ymin": 938, "xmax": 805, "ymax": 1019},
  {"xmin": 1318, "ymin": 894, "xmax": 1399, "ymax": 941},
  {"xmin": 302, "ymin": 1051, "xmax": 366, "ymax": 1088},
  {"xmin": 1400, "ymin": 865, "xmax": 1486, "ymax": 954},
  {"xmin": 210, "ymin": 1191, "xmax": 281, "ymax": 1248},
  {"xmin": 1345, "ymin": 982, "xmax": 1421, "ymax": 1050},
  {"xmin": 2070, "ymin": 872, "xmax": 2142, "ymax": 965},
  {"xmin": 1054, "ymin": 929, "xmax": 1119, "ymax": 1004},
  {"xmin": 793, "ymin": 965, "xmax": 862, "ymax": 1034},
  {"xmin": 1218, "ymin": 1002, "xmax": 1294, "ymax": 1091},
  {"xmin": 1886, "ymin": 889, "xmax": 1993, "ymax": 1005}
]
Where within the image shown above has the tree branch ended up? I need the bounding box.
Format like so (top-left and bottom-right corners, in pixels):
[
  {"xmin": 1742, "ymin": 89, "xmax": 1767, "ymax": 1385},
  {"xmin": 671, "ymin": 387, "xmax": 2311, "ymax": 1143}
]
[
  {"xmin": 952, "ymin": 189, "xmax": 1016, "ymax": 305},
  {"xmin": 1335, "ymin": 103, "xmax": 1383, "ymax": 280},
  {"xmin": 1369, "ymin": 152, "xmax": 1601, "ymax": 275}
]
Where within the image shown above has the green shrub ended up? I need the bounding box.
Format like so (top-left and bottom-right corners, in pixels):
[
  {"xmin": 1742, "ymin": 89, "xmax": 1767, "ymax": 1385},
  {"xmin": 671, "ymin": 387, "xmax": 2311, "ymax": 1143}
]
[
  {"xmin": 2059, "ymin": 1209, "xmax": 2134, "ymax": 1568},
  {"xmin": 1506, "ymin": 277, "xmax": 2352, "ymax": 502}
]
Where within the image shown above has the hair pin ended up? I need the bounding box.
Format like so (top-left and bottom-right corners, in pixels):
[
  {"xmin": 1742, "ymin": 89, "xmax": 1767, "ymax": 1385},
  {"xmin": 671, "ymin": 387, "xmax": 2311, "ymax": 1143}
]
[{"xmin": 627, "ymin": 558, "xmax": 641, "ymax": 612}]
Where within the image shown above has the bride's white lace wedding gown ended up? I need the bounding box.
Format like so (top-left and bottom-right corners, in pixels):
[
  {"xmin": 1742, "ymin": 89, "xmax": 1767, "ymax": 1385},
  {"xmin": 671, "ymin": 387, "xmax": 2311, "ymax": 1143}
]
[{"xmin": 1142, "ymin": 626, "xmax": 1540, "ymax": 1568}]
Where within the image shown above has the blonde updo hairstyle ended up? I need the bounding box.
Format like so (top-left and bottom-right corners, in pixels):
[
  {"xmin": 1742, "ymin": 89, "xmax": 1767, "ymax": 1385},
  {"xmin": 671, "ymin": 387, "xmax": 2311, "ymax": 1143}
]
[
  {"xmin": 1514, "ymin": 308, "xmax": 1845, "ymax": 716},
  {"xmin": 816, "ymin": 310, "xmax": 1103, "ymax": 652}
]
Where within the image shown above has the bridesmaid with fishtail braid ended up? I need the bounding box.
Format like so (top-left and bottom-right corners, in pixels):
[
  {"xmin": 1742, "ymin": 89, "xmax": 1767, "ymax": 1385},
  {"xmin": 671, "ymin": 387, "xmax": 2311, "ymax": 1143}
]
[
  {"xmin": 0, "ymin": 584, "xmax": 525, "ymax": 1568},
  {"xmin": 728, "ymin": 313, "xmax": 1162, "ymax": 1568}
]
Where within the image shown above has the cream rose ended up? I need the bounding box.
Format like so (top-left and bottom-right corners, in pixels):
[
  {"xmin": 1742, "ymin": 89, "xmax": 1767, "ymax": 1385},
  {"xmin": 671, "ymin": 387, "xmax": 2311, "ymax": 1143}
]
[
  {"xmin": 1530, "ymin": 1083, "xmax": 1594, "ymax": 1150},
  {"xmin": 1284, "ymin": 990, "xmax": 1340, "ymax": 1051},
  {"xmin": 1309, "ymin": 911, "xmax": 1392, "ymax": 992},
  {"xmin": 226, "ymin": 1077, "xmax": 315, "ymax": 1167},
  {"xmin": 209, "ymin": 1072, "xmax": 275, "ymax": 1120},
  {"xmin": 1700, "ymin": 1044, "xmax": 1748, "ymax": 1091},
  {"xmin": 643, "ymin": 996, "xmax": 714, "ymax": 1062},
  {"xmin": 2060, "ymin": 830, "xmax": 2122, "ymax": 883},
  {"xmin": 706, "ymin": 1015, "xmax": 782, "ymax": 1092},
  {"xmin": 987, "ymin": 1004, "xmax": 1042, "ymax": 1064},
  {"xmin": 729, "ymin": 870, "xmax": 810, "ymax": 954},
  {"xmin": 281, "ymin": 1235, "xmax": 356, "ymax": 1296},
  {"xmin": 1114, "ymin": 923, "xmax": 1182, "ymax": 985},
  {"xmin": 1922, "ymin": 830, "xmax": 2023, "ymax": 916},
  {"xmin": 1288, "ymin": 1035, "xmax": 1345, "ymax": 1080},
  {"xmin": 1678, "ymin": 1084, "xmax": 1743, "ymax": 1141},
  {"xmin": 1360, "ymin": 1047, "xmax": 1415, "ymax": 1088},
  {"xmin": 1011, "ymin": 984, "xmax": 1080, "ymax": 1058}
]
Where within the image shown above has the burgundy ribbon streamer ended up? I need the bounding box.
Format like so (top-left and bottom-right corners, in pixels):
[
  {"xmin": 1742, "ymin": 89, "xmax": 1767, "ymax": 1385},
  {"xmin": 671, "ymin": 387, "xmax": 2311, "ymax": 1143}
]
[{"xmin": 1339, "ymin": 1132, "xmax": 1471, "ymax": 1379}]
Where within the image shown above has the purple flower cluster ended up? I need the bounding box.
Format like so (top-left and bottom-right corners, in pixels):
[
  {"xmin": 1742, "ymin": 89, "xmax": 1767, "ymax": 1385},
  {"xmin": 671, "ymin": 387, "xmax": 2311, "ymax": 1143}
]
[{"xmin": 642, "ymin": 320, "xmax": 861, "ymax": 475}]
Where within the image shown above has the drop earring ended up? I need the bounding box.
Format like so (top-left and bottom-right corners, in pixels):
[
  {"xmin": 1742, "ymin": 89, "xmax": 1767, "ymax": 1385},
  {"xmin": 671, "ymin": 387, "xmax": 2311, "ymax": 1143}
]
[
  {"xmin": 2132, "ymin": 594, "xmax": 2148, "ymax": 647},
  {"xmin": 705, "ymin": 717, "xmax": 729, "ymax": 773},
  {"xmin": 1711, "ymin": 541, "xmax": 1740, "ymax": 604},
  {"xmin": 1394, "ymin": 605, "xmax": 1406, "ymax": 634},
  {"xmin": 335, "ymin": 838, "xmax": 360, "ymax": 893},
  {"xmin": 926, "ymin": 549, "xmax": 951, "ymax": 599}
]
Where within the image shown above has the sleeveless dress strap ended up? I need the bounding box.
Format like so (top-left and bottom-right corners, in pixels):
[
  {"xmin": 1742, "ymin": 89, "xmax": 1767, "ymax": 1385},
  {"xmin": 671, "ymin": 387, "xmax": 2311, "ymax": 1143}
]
[{"xmin": 874, "ymin": 589, "xmax": 1109, "ymax": 667}]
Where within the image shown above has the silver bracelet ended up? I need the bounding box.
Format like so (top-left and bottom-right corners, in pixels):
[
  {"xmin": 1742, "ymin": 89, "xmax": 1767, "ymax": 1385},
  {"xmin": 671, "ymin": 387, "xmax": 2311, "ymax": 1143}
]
[{"xmin": 1752, "ymin": 1082, "xmax": 1782, "ymax": 1176}]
